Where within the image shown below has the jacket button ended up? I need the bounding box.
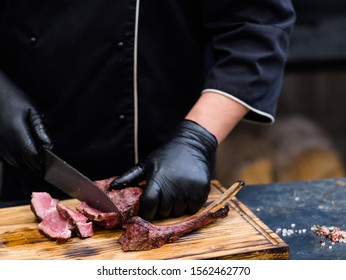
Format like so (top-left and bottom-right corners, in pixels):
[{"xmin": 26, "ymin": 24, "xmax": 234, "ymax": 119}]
[
  {"xmin": 30, "ymin": 36, "xmax": 38, "ymax": 45},
  {"xmin": 116, "ymin": 41, "xmax": 124, "ymax": 49},
  {"xmin": 118, "ymin": 114, "xmax": 125, "ymax": 120}
]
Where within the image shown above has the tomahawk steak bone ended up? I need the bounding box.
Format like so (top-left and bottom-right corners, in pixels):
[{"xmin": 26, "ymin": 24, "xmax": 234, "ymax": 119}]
[{"xmin": 119, "ymin": 181, "xmax": 244, "ymax": 251}]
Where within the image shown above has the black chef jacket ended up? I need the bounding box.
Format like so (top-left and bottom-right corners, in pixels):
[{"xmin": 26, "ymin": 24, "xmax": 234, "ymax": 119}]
[{"xmin": 0, "ymin": 0, "xmax": 295, "ymax": 200}]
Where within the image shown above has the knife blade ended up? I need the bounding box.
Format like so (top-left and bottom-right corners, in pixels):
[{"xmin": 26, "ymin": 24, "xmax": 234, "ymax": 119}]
[{"xmin": 43, "ymin": 149, "xmax": 123, "ymax": 216}]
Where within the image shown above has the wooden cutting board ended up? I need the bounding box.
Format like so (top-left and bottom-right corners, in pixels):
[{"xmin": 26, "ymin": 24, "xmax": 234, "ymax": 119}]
[{"xmin": 0, "ymin": 181, "xmax": 289, "ymax": 260}]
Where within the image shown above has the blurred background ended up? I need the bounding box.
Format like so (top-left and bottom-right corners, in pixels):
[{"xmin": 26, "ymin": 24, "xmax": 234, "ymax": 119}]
[{"xmin": 216, "ymin": 0, "xmax": 346, "ymax": 186}]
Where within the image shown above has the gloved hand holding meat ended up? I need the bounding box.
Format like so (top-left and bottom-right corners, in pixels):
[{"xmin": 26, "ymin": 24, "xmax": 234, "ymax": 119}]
[
  {"xmin": 0, "ymin": 71, "xmax": 52, "ymax": 171},
  {"xmin": 110, "ymin": 119, "xmax": 218, "ymax": 221}
]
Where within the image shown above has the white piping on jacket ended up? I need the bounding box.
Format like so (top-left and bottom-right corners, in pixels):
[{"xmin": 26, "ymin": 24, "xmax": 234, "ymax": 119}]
[
  {"xmin": 202, "ymin": 88, "xmax": 275, "ymax": 124},
  {"xmin": 133, "ymin": 0, "xmax": 140, "ymax": 163}
]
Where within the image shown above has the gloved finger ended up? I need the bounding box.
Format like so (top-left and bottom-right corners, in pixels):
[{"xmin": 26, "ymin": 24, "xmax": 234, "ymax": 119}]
[
  {"xmin": 29, "ymin": 111, "xmax": 53, "ymax": 173},
  {"xmin": 0, "ymin": 112, "xmax": 39, "ymax": 170},
  {"xmin": 3, "ymin": 148, "xmax": 38, "ymax": 171},
  {"xmin": 156, "ymin": 193, "xmax": 173, "ymax": 220},
  {"xmin": 186, "ymin": 195, "xmax": 208, "ymax": 215},
  {"xmin": 22, "ymin": 152, "xmax": 42, "ymax": 171},
  {"xmin": 171, "ymin": 199, "xmax": 187, "ymax": 218},
  {"xmin": 155, "ymin": 179, "xmax": 180, "ymax": 219},
  {"xmin": 17, "ymin": 122, "xmax": 43, "ymax": 171},
  {"xmin": 29, "ymin": 110, "xmax": 53, "ymax": 149},
  {"xmin": 138, "ymin": 179, "xmax": 160, "ymax": 221},
  {"xmin": 110, "ymin": 164, "xmax": 146, "ymax": 190},
  {"xmin": 2, "ymin": 153, "xmax": 18, "ymax": 167}
]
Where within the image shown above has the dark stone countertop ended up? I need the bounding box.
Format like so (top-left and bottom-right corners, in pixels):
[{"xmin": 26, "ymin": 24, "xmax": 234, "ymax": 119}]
[{"xmin": 237, "ymin": 178, "xmax": 346, "ymax": 260}]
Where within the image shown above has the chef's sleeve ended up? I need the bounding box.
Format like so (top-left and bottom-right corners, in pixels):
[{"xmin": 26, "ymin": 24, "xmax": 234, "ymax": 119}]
[{"xmin": 202, "ymin": 0, "xmax": 296, "ymax": 123}]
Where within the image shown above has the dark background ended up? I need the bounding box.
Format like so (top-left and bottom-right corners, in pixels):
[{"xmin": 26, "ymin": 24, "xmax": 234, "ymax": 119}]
[{"xmin": 216, "ymin": 0, "xmax": 346, "ymax": 186}]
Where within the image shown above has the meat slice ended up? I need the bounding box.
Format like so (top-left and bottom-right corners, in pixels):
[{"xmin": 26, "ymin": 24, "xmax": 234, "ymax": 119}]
[
  {"xmin": 118, "ymin": 205, "xmax": 230, "ymax": 251},
  {"xmin": 94, "ymin": 177, "xmax": 143, "ymax": 219},
  {"xmin": 93, "ymin": 177, "xmax": 115, "ymax": 191},
  {"xmin": 76, "ymin": 202, "xmax": 120, "ymax": 229},
  {"xmin": 76, "ymin": 180, "xmax": 143, "ymax": 229},
  {"xmin": 57, "ymin": 203, "xmax": 94, "ymax": 238},
  {"xmin": 31, "ymin": 192, "xmax": 73, "ymax": 243},
  {"xmin": 30, "ymin": 192, "xmax": 56, "ymax": 220}
]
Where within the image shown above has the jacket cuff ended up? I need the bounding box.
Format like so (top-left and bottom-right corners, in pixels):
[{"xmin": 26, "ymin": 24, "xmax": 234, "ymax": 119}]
[{"xmin": 202, "ymin": 88, "xmax": 275, "ymax": 124}]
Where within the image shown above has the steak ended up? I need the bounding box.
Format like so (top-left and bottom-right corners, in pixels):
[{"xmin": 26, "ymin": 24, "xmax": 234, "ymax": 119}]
[
  {"xmin": 76, "ymin": 201, "xmax": 120, "ymax": 229},
  {"xmin": 31, "ymin": 192, "xmax": 73, "ymax": 243},
  {"xmin": 76, "ymin": 179, "xmax": 143, "ymax": 229},
  {"xmin": 30, "ymin": 178, "xmax": 243, "ymax": 250},
  {"xmin": 30, "ymin": 177, "xmax": 143, "ymax": 242},
  {"xmin": 57, "ymin": 203, "xmax": 94, "ymax": 238},
  {"xmin": 118, "ymin": 205, "xmax": 230, "ymax": 251},
  {"xmin": 31, "ymin": 192, "xmax": 93, "ymax": 242},
  {"xmin": 93, "ymin": 177, "xmax": 143, "ymax": 219}
]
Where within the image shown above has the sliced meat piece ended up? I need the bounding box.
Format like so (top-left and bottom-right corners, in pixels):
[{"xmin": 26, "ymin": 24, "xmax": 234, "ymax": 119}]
[
  {"xmin": 94, "ymin": 177, "xmax": 143, "ymax": 218},
  {"xmin": 76, "ymin": 201, "xmax": 121, "ymax": 229},
  {"xmin": 57, "ymin": 203, "xmax": 94, "ymax": 238},
  {"xmin": 31, "ymin": 192, "xmax": 73, "ymax": 243},
  {"xmin": 118, "ymin": 205, "xmax": 230, "ymax": 251},
  {"xmin": 30, "ymin": 192, "xmax": 58, "ymax": 220},
  {"xmin": 93, "ymin": 177, "xmax": 116, "ymax": 192},
  {"xmin": 107, "ymin": 187, "xmax": 143, "ymax": 219},
  {"xmin": 76, "ymin": 183, "xmax": 143, "ymax": 229},
  {"xmin": 37, "ymin": 209, "xmax": 73, "ymax": 243}
]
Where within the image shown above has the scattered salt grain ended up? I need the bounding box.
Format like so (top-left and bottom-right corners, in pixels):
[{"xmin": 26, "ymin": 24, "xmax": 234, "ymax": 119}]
[
  {"xmin": 276, "ymin": 224, "xmax": 309, "ymax": 239},
  {"xmin": 321, "ymin": 242, "xmax": 326, "ymax": 246},
  {"xmin": 294, "ymin": 197, "xmax": 300, "ymax": 201},
  {"xmin": 329, "ymin": 246, "xmax": 333, "ymax": 249},
  {"xmin": 335, "ymin": 180, "xmax": 346, "ymax": 187}
]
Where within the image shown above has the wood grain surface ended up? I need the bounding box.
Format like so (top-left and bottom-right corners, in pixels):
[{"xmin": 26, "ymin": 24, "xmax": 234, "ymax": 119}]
[{"xmin": 0, "ymin": 181, "xmax": 289, "ymax": 260}]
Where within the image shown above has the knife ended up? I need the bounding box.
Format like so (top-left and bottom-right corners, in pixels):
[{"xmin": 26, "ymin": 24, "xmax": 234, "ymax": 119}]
[{"xmin": 43, "ymin": 149, "xmax": 123, "ymax": 216}]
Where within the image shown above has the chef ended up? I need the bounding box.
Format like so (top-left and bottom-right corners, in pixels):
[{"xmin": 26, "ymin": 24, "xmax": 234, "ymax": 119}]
[{"xmin": 0, "ymin": 1, "xmax": 295, "ymax": 221}]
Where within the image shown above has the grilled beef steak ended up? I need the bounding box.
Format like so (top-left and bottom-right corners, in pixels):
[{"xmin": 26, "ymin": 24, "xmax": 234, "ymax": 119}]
[
  {"xmin": 118, "ymin": 205, "xmax": 230, "ymax": 251},
  {"xmin": 76, "ymin": 178, "xmax": 143, "ymax": 229},
  {"xmin": 31, "ymin": 179, "xmax": 240, "ymax": 250},
  {"xmin": 31, "ymin": 177, "xmax": 143, "ymax": 243},
  {"xmin": 76, "ymin": 201, "xmax": 120, "ymax": 229},
  {"xmin": 57, "ymin": 203, "xmax": 94, "ymax": 238},
  {"xmin": 31, "ymin": 192, "xmax": 73, "ymax": 243}
]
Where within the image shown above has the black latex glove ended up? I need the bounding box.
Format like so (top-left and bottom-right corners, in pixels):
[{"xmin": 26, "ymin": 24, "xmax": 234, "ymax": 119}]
[
  {"xmin": 110, "ymin": 119, "xmax": 218, "ymax": 221},
  {"xmin": 0, "ymin": 71, "xmax": 52, "ymax": 171}
]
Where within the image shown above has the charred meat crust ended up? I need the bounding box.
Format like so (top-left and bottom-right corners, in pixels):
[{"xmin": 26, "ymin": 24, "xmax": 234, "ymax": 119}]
[{"xmin": 119, "ymin": 205, "xmax": 230, "ymax": 251}]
